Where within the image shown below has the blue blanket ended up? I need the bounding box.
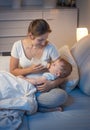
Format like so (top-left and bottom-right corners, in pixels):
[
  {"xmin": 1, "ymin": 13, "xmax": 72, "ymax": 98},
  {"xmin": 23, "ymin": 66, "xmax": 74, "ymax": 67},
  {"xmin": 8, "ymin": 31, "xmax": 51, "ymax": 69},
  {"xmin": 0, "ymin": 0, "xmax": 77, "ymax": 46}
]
[{"xmin": 0, "ymin": 109, "xmax": 24, "ymax": 130}]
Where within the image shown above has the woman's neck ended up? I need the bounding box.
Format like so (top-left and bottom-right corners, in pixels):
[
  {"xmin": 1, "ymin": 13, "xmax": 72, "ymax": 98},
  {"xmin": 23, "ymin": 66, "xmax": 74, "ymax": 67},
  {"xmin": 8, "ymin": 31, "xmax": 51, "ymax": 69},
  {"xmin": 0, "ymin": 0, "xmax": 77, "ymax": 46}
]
[{"xmin": 24, "ymin": 36, "xmax": 47, "ymax": 49}]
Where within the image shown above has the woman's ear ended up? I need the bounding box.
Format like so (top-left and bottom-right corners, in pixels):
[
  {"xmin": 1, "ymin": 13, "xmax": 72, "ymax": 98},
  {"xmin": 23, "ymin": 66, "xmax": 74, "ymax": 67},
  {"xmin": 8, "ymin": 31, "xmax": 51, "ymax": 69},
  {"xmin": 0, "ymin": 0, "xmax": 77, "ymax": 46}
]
[{"xmin": 28, "ymin": 32, "xmax": 35, "ymax": 40}]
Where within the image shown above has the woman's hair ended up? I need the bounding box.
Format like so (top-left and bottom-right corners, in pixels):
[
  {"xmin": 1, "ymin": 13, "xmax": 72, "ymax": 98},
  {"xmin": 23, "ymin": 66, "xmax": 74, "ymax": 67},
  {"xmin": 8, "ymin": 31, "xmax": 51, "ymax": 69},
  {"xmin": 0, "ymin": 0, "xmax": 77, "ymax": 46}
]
[
  {"xmin": 28, "ymin": 19, "xmax": 52, "ymax": 36},
  {"xmin": 59, "ymin": 58, "xmax": 72, "ymax": 78}
]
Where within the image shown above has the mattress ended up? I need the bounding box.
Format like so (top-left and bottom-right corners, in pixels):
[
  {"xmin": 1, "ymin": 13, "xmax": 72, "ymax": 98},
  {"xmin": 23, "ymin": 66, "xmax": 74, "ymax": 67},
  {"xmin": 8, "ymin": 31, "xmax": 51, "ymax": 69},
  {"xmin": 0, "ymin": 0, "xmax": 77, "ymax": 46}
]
[{"xmin": 18, "ymin": 88, "xmax": 90, "ymax": 130}]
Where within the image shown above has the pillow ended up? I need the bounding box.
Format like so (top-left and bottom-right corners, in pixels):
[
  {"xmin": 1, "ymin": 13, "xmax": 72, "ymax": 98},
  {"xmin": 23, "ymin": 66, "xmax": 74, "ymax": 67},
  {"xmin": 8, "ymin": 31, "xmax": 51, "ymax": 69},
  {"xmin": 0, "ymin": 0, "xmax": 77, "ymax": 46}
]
[
  {"xmin": 71, "ymin": 35, "xmax": 90, "ymax": 95},
  {"xmin": 59, "ymin": 45, "xmax": 79, "ymax": 93},
  {"xmin": 0, "ymin": 56, "xmax": 10, "ymax": 72}
]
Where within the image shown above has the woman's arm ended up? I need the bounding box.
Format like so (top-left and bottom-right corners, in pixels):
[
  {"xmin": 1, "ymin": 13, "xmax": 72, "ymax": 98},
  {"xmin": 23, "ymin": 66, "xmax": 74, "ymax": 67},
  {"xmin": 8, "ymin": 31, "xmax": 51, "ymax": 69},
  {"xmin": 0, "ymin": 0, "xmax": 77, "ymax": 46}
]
[
  {"xmin": 18, "ymin": 75, "xmax": 47, "ymax": 86},
  {"xmin": 37, "ymin": 77, "xmax": 65, "ymax": 92},
  {"xmin": 10, "ymin": 56, "xmax": 47, "ymax": 76}
]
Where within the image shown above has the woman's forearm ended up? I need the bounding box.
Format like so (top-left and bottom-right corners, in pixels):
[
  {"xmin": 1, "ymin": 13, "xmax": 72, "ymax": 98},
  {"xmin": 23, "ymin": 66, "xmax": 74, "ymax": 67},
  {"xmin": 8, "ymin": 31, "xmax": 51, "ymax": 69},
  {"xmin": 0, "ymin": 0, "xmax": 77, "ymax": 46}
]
[
  {"xmin": 50, "ymin": 77, "xmax": 65, "ymax": 89},
  {"xmin": 10, "ymin": 67, "xmax": 33, "ymax": 76},
  {"xmin": 10, "ymin": 64, "xmax": 47, "ymax": 76},
  {"xmin": 37, "ymin": 77, "xmax": 65, "ymax": 92}
]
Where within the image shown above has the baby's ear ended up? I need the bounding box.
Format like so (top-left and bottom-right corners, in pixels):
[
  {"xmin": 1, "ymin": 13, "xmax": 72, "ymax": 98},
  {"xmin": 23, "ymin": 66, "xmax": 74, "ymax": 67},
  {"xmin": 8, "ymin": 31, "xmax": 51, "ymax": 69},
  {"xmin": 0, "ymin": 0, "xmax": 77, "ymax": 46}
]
[{"xmin": 56, "ymin": 72, "xmax": 61, "ymax": 77}]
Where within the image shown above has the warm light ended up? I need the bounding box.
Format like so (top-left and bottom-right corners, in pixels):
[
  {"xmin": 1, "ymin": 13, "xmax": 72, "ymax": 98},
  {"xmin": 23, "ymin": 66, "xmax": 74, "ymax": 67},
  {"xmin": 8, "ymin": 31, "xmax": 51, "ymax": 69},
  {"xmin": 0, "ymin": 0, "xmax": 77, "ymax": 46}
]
[{"xmin": 76, "ymin": 28, "xmax": 88, "ymax": 41}]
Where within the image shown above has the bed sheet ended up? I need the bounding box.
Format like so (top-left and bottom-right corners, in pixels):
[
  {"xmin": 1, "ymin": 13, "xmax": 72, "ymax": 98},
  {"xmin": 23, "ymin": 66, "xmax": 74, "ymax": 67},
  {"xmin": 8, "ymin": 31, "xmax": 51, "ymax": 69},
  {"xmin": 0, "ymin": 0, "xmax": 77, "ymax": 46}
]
[
  {"xmin": 26, "ymin": 88, "xmax": 90, "ymax": 130},
  {"xmin": 18, "ymin": 115, "xmax": 29, "ymax": 130}
]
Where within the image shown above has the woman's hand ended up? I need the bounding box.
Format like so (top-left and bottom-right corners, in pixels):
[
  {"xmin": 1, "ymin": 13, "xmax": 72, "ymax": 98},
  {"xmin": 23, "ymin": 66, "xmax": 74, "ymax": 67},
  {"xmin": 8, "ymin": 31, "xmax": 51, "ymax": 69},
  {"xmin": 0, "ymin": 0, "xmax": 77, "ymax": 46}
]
[
  {"xmin": 37, "ymin": 77, "xmax": 65, "ymax": 92},
  {"xmin": 10, "ymin": 56, "xmax": 47, "ymax": 76},
  {"xmin": 29, "ymin": 64, "xmax": 47, "ymax": 74},
  {"xmin": 37, "ymin": 80, "xmax": 54, "ymax": 92}
]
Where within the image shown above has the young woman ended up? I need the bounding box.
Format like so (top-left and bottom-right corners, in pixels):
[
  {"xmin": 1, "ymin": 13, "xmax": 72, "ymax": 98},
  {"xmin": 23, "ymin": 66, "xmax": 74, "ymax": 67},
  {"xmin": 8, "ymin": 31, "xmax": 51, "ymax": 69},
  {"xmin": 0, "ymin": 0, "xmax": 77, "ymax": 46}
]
[{"xmin": 10, "ymin": 19, "xmax": 68, "ymax": 112}]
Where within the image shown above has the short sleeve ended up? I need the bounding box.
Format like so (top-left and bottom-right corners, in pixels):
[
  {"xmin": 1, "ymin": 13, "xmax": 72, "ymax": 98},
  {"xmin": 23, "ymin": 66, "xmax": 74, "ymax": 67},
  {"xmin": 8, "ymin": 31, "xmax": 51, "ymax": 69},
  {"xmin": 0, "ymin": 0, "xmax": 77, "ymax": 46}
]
[
  {"xmin": 43, "ymin": 72, "xmax": 57, "ymax": 80},
  {"xmin": 11, "ymin": 40, "xmax": 21, "ymax": 58},
  {"xmin": 42, "ymin": 43, "xmax": 60, "ymax": 62},
  {"xmin": 49, "ymin": 43, "xmax": 60, "ymax": 61}
]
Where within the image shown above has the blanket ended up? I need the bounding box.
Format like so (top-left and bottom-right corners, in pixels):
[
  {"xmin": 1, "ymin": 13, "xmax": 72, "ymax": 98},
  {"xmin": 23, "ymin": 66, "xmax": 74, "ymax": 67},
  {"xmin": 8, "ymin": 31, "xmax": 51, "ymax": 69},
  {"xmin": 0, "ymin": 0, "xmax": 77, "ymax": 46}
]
[
  {"xmin": 0, "ymin": 110, "xmax": 24, "ymax": 130},
  {"xmin": 0, "ymin": 71, "xmax": 37, "ymax": 130}
]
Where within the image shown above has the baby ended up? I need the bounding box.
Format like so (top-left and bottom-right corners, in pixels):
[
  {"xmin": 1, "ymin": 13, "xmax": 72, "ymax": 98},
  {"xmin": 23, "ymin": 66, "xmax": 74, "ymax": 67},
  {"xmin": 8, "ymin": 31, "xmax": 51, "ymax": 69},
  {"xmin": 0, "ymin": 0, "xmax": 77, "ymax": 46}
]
[
  {"xmin": 22, "ymin": 58, "xmax": 72, "ymax": 86},
  {"xmin": 20, "ymin": 58, "xmax": 72, "ymax": 87},
  {"xmin": 19, "ymin": 58, "xmax": 72, "ymax": 112}
]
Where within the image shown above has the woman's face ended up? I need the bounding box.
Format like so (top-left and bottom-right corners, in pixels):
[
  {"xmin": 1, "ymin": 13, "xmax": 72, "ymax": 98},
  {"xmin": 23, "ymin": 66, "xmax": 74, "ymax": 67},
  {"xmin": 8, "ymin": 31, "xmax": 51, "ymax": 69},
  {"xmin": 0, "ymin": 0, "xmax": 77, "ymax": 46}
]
[{"xmin": 31, "ymin": 33, "xmax": 49, "ymax": 47}]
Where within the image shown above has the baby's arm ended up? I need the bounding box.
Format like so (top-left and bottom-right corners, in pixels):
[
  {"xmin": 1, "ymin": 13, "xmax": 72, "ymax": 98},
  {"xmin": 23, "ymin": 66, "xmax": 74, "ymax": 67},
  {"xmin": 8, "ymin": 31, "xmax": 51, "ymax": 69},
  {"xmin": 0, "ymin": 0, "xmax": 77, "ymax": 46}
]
[{"xmin": 18, "ymin": 75, "xmax": 47, "ymax": 85}]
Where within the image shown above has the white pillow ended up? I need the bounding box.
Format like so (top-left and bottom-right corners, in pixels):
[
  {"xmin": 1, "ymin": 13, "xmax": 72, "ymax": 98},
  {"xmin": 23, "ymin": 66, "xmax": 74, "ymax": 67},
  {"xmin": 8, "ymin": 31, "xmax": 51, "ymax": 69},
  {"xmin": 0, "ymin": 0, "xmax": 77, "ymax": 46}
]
[
  {"xmin": 59, "ymin": 45, "xmax": 79, "ymax": 93},
  {"xmin": 0, "ymin": 56, "xmax": 10, "ymax": 72},
  {"xmin": 71, "ymin": 35, "xmax": 90, "ymax": 95}
]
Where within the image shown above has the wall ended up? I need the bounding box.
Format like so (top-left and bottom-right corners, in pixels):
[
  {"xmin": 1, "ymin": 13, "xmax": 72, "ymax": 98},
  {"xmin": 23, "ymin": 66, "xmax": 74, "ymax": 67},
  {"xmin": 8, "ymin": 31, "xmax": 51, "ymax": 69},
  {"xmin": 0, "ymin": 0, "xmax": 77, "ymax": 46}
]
[
  {"xmin": 22, "ymin": 0, "xmax": 43, "ymax": 6},
  {"xmin": 0, "ymin": 0, "xmax": 77, "ymax": 53},
  {"xmin": 0, "ymin": 0, "xmax": 43, "ymax": 7},
  {"xmin": 0, "ymin": 0, "xmax": 11, "ymax": 6},
  {"xmin": 0, "ymin": 0, "xmax": 90, "ymax": 35},
  {"xmin": 76, "ymin": 0, "xmax": 90, "ymax": 33},
  {"xmin": 0, "ymin": 9, "xmax": 77, "ymax": 53}
]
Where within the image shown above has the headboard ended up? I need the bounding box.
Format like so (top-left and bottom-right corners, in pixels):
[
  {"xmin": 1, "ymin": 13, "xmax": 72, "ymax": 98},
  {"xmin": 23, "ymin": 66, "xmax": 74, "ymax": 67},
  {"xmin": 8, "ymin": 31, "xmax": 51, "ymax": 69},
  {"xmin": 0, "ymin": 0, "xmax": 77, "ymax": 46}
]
[
  {"xmin": 0, "ymin": 56, "xmax": 10, "ymax": 71},
  {"xmin": 0, "ymin": 52, "xmax": 11, "ymax": 56}
]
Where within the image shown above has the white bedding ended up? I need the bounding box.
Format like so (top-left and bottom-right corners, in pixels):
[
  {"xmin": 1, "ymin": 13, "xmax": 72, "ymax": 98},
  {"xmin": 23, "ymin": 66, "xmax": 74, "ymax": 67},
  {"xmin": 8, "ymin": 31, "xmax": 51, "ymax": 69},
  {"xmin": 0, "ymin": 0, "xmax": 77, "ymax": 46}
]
[
  {"xmin": 0, "ymin": 71, "xmax": 37, "ymax": 114},
  {"xmin": 0, "ymin": 69, "xmax": 37, "ymax": 129}
]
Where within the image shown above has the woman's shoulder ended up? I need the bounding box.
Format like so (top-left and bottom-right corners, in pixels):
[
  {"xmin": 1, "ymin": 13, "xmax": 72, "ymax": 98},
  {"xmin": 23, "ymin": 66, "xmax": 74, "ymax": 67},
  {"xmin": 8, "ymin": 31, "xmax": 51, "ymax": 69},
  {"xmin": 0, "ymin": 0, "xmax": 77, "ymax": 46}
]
[
  {"xmin": 11, "ymin": 40, "xmax": 23, "ymax": 57},
  {"xmin": 13, "ymin": 40, "xmax": 22, "ymax": 46},
  {"xmin": 46, "ymin": 41, "xmax": 58, "ymax": 50},
  {"xmin": 12, "ymin": 40, "xmax": 23, "ymax": 50}
]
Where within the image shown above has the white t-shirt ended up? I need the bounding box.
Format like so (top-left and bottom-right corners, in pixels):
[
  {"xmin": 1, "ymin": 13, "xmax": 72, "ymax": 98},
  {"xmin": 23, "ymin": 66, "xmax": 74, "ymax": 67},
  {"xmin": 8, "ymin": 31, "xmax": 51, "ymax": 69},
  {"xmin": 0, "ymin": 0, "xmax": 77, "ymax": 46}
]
[
  {"xmin": 11, "ymin": 40, "xmax": 60, "ymax": 68},
  {"xmin": 11, "ymin": 40, "xmax": 60, "ymax": 78}
]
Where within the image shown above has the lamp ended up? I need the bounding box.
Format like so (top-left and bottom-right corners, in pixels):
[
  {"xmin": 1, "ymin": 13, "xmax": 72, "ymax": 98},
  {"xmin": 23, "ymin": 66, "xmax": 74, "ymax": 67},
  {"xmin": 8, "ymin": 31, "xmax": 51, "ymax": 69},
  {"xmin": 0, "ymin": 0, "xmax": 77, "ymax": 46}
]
[{"xmin": 76, "ymin": 27, "xmax": 88, "ymax": 41}]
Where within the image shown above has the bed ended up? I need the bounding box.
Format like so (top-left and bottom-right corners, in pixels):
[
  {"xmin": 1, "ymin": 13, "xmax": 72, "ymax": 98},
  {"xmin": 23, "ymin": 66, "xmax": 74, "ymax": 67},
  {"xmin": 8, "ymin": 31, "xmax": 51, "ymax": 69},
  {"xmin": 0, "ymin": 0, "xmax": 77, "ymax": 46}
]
[{"xmin": 0, "ymin": 35, "xmax": 90, "ymax": 130}]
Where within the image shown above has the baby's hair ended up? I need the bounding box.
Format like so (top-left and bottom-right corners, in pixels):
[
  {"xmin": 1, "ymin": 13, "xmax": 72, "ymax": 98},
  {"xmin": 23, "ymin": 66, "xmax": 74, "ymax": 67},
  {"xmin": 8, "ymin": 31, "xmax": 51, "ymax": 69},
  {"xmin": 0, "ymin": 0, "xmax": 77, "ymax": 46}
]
[
  {"xmin": 59, "ymin": 58, "xmax": 72, "ymax": 78},
  {"xmin": 28, "ymin": 19, "xmax": 52, "ymax": 36}
]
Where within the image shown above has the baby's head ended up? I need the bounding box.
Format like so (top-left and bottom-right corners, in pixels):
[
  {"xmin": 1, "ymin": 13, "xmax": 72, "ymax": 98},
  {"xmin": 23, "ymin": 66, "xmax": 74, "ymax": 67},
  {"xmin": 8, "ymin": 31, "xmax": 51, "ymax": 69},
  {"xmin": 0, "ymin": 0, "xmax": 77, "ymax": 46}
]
[
  {"xmin": 58, "ymin": 58, "xmax": 72, "ymax": 78},
  {"xmin": 49, "ymin": 58, "xmax": 72, "ymax": 78}
]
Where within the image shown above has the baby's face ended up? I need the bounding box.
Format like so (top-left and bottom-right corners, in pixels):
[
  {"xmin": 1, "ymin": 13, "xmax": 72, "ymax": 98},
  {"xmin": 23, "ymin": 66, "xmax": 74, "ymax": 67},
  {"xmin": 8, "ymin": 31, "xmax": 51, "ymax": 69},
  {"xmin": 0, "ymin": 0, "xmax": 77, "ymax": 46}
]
[{"xmin": 49, "ymin": 60, "xmax": 63, "ymax": 76}]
